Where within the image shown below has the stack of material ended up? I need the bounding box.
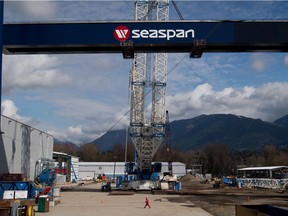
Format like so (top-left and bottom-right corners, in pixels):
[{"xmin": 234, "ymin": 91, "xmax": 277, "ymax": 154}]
[{"xmin": 180, "ymin": 174, "xmax": 204, "ymax": 183}]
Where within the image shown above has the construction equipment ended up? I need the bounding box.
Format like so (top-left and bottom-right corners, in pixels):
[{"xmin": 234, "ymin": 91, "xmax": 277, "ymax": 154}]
[
  {"xmin": 0, "ymin": 173, "xmax": 39, "ymax": 216},
  {"xmin": 34, "ymin": 158, "xmax": 56, "ymax": 186},
  {"xmin": 0, "ymin": 159, "xmax": 55, "ymax": 200},
  {"xmin": 128, "ymin": 0, "xmax": 169, "ymax": 189},
  {"xmin": 101, "ymin": 182, "xmax": 111, "ymax": 192}
]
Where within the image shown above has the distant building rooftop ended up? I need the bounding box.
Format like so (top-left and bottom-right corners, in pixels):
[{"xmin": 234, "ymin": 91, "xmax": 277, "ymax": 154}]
[
  {"xmin": 238, "ymin": 166, "xmax": 288, "ymax": 179},
  {"xmin": 238, "ymin": 166, "xmax": 288, "ymax": 171},
  {"xmin": 53, "ymin": 151, "xmax": 79, "ymax": 158}
]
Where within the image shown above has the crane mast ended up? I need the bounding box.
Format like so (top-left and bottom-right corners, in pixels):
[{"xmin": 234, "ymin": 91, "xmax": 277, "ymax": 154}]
[{"xmin": 129, "ymin": 0, "xmax": 169, "ymax": 177}]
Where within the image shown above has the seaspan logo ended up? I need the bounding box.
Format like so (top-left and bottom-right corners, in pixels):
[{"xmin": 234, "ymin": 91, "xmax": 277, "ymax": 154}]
[
  {"xmin": 114, "ymin": 26, "xmax": 130, "ymax": 41},
  {"xmin": 114, "ymin": 25, "xmax": 195, "ymax": 41}
]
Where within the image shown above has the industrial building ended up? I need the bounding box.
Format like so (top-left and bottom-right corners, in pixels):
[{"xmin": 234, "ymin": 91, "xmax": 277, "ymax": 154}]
[
  {"xmin": 237, "ymin": 166, "xmax": 288, "ymax": 189},
  {"xmin": 0, "ymin": 115, "xmax": 54, "ymax": 180},
  {"xmin": 53, "ymin": 151, "xmax": 79, "ymax": 183},
  {"xmin": 78, "ymin": 161, "xmax": 186, "ymax": 180}
]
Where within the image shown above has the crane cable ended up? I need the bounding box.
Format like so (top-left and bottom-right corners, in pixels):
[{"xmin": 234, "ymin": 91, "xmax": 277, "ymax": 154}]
[
  {"xmin": 97, "ymin": 1, "xmax": 248, "ymax": 146},
  {"xmin": 169, "ymin": 1, "xmax": 260, "ymax": 150},
  {"xmin": 171, "ymin": 0, "xmax": 184, "ymax": 20},
  {"xmin": 96, "ymin": 57, "xmax": 185, "ymax": 143}
]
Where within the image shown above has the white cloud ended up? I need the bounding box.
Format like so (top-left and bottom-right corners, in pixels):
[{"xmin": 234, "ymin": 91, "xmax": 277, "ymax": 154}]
[
  {"xmin": 50, "ymin": 125, "xmax": 92, "ymax": 144},
  {"xmin": 21, "ymin": 2, "xmax": 56, "ymax": 18},
  {"xmin": 1, "ymin": 99, "xmax": 33, "ymax": 124},
  {"xmin": 252, "ymin": 59, "xmax": 266, "ymax": 71},
  {"xmin": 167, "ymin": 82, "xmax": 288, "ymax": 123},
  {"xmin": 1, "ymin": 99, "xmax": 18, "ymax": 117},
  {"xmin": 251, "ymin": 54, "xmax": 270, "ymax": 71},
  {"xmin": 68, "ymin": 125, "xmax": 83, "ymax": 135},
  {"xmin": 54, "ymin": 97, "xmax": 116, "ymax": 121},
  {"xmin": 5, "ymin": 1, "xmax": 134, "ymax": 23},
  {"xmin": 48, "ymin": 125, "xmax": 105, "ymax": 145},
  {"xmin": 5, "ymin": 1, "xmax": 57, "ymax": 20},
  {"xmin": 2, "ymin": 55, "xmax": 71, "ymax": 94},
  {"xmin": 41, "ymin": 96, "xmax": 129, "ymax": 144},
  {"xmin": 4, "ymin": 80, "xmax": 288, "ymax": 145}
]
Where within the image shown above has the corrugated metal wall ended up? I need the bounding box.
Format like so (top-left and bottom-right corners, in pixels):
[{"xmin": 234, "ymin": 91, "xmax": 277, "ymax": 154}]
[
  {"xmin": 78, "ymin": 162, "xmax": 126, "ymax": 180},
  {"xmin": 160, "ymin": 162, "xmax": 187, "ymax": 176},
  {"xmin": 78, "ymin": 162, "xmax": 186, "ymax": 180},
  {"xmin": 0, "ymin": 115, "xmax": 54, "ymax": 180}
]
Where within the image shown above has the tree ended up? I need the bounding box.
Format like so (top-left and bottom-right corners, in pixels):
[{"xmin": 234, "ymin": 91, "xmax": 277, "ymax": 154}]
[
  {"xmin": 78, "ymin": 143, "xmax": 100, "ymax": 162},
  {"xmin": 113, "ymin": 144, "xmax": 125, "ymax": 161},
  {"xmin": 264, "ymin": 144, "xmax": 278, "ymax": 165},
  {"xmin": 100, "ymin": 151, "xmax": 115, "ymax": 162},
  {"xmin": 200, "ymin": 143, "xmax": 230, "ymax": 176},
  {"xmin": 246, "ymin": 152, "xmax": 265, "ymax": 166}
]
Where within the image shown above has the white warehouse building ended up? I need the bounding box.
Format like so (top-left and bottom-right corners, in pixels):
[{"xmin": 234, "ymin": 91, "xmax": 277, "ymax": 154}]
[
  {"xmin": 0, "ymin": 115, "xmax": 54, "ymax": 180},
  {"xmin": 78, "ymin": 162, "xmax": 186, "ymax": 180}
]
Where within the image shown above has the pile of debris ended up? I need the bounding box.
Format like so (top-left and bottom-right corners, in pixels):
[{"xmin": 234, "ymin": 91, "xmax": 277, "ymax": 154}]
[{"xmin": 180, "ymin": 173, "xmax": 213, "ymax": 189}]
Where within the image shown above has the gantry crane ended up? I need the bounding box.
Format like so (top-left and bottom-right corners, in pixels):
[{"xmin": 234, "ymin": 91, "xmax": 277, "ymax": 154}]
[{"xmin": 129, "ymin": 0, "xmax": 169, "ymax": 179}]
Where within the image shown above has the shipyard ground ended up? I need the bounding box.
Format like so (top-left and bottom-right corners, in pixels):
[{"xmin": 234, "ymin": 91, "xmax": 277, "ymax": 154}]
[
  {"xmin": 34, "ymin": 181, "xmax": 288, "ymax": 216},
  {"xmin": 35, "ymin": 182, "xmax": 212, "ymax": 216}
]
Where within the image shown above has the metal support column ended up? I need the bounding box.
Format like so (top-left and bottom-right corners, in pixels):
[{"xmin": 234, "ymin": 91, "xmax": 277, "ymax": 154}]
[{"xmin": 0, "ymin": 0, "xmax": 4, "ymax": 132}]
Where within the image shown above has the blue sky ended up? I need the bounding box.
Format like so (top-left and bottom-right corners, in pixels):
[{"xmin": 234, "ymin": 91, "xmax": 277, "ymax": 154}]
[{"xmin": 2, "ymin": 1, "xmax": 288, "ymax": 144}]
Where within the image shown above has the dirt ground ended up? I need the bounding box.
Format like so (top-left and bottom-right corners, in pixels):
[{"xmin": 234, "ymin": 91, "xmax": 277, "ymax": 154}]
[{"xmin": 179, "ymin": 180, "xmax": 288, "ymax": 216}]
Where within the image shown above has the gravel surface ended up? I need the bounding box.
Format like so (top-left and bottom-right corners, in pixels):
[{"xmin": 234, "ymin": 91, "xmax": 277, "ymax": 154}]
[{"xmin": 180, "ymin": 180, "xmax": 288, "ymax": 216}]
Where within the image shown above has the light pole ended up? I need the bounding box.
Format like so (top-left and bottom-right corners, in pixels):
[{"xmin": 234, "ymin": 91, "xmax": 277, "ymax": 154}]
[{"xmin": 113, "ymin": 156, "xmax": 117, "ymax": 182}]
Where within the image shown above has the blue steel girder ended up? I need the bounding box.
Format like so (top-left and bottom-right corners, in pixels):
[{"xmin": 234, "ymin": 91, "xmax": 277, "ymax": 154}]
[{"xmin": 2, "ymin": 21, "xmax": 288, "ymax": 55}]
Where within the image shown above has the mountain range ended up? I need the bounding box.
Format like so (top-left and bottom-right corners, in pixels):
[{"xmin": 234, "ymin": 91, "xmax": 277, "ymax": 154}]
[{"xmin": 89, "ymin": 114, "xmax": 288, "ymax": 152}]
